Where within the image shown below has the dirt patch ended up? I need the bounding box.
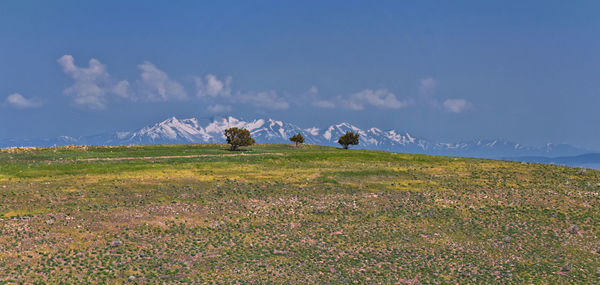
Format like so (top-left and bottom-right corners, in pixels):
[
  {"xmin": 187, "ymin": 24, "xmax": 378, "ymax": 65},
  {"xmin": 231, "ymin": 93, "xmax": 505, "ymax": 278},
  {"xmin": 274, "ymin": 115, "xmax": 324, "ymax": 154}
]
[{"xmin": 74, "ymin": 152, "xmax": 285, "ymax": 162}]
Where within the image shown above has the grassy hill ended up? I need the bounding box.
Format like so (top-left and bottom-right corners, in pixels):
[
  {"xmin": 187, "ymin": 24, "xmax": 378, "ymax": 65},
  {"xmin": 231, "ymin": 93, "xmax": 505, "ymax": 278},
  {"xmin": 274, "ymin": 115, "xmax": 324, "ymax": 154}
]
[{"xmin": 0, "ymin": 144, "xmax": 599, "ymax": 283}]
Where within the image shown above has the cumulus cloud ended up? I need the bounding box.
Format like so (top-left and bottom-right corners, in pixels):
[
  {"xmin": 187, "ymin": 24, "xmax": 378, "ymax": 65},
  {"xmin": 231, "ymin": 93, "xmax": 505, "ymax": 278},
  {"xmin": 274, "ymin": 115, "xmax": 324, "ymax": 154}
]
[
  {"xmin": 345, "ymin": 89, "xmax": 407, "ymax": 110},
  {"xmin": 57, "ymin": 55, "xmax": 137, "ymax": 109},
  {"xmin": 195, "ymin": 74, "xmax": 231, "ymax": 98},
  {"xmin": 239, "ymin": 91, "xmax": 290, "ymax": 110},
  {"xmin": 305, "ymin": 78, "xmax": 472, "ymax": 114},
  {"xmin": 58, "ymin": 55, "xmax": 116, "ymax": 109},
  {"xmin": 443, "ymin": 98, "xmax": 472, "ymax": 113},
  {"xmin": 57, "ymin": 55, "xmax": 471, "ymax": 115},
  {"xmin": 308, "ymin": 86, "xmax": 411, "ymax": 110},
  {"xmin": 307, "ymin": 86, "xmax": 407, "ymax": 110},
  {"xmin": 195, "ymin": 74, "xmax": 289, "ymax": 110},
  {"xmin": 137, "ymin": 61, "xmax": 187, "ymax": 102},
  {"xmin": 56, "ymin": 55, "xmax": 300, "ymax": 111},
  {"xmin": 5, "ymin": 93, "xmax": 42, "ymax": 109},
  {"xmin": 57, "ymin": 56, "xmax": 194, "ymax": 108},
  {"xmin": 112, "ymin": 80, "xmax": 135, "ymax": 100}
]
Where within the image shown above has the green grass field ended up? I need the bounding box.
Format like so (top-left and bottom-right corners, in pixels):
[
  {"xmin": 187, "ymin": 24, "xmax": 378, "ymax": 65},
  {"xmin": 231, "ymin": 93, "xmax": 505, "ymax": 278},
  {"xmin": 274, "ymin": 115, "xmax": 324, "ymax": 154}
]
[{"xmin": 0, "ymin": 144, "xmax": 599, "ymax": 283}]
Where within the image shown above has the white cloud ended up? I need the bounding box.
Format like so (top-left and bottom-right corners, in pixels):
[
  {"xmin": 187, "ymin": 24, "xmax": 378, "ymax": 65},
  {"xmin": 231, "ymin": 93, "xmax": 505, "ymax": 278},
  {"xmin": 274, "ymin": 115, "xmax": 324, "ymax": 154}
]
[
  {"xmin": 418, "ymin": 77, "xmax": 474, "ymax": 113},
  {"xmin": 345, "ymin": 89, "xmax": 407, "ymax": 110},
  {"xmin": 137, "ymin": 61, "xmax": 187, "ymax": 101},
  {"xmin": 57, "ymin": 56, "xmax": 194, "ymax": 108},
  {"xmin": 303, "ymin": 86, "xmax": 335, "ymax": 108},
  {"xmin": 308, "ymin": 86, "xmax": 410, "ymax": 110},
  {"xmin": 57, "ymin": 56, "xmax": 468, "ymax": 115},
  {"xmin": 57, "ymin": 55, "xmax": 137, "ymax": 109},
  {"xmin": 113, "ymin": 80, "xmax": 135, "ymax": 100},
  {"xmin": 58, "ymin": 55, "xmax": 112, "ymax": 109},
  {"xmin": 195, "ymin": 74, "xmax": 231, "ymax": 98},
  {"xmin": 207, "ymin": 104, "xmax": 232, "ymax": 113},
  {"xmin": 195, "ymin": 73, "xmax": 289, "ymax": 110},
  {"xmin": 5, "ymin": 93, "xmax": 42, "ymax": 109},
  {"xmin": 443, "ymin": 98, "xmax": 472, "ymax": 113},
  {"xmin": 240, "ymin": 91, "xmax": 290, "ymax": 110}
]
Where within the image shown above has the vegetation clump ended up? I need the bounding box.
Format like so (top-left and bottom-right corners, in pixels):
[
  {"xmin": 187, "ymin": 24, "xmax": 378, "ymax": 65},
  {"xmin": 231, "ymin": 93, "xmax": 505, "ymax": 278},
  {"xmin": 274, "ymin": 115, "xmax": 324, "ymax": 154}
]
[
  {"xmin": 289, "ymin": 133, "xmax": 305, "ymax": 148},
  {"xmin": 224, "ymin": 127, "xmax": 255, "ymax": 151},
  {"xmin": 338, "ymin": 131, "xmax": 360, "ymax": 149}
]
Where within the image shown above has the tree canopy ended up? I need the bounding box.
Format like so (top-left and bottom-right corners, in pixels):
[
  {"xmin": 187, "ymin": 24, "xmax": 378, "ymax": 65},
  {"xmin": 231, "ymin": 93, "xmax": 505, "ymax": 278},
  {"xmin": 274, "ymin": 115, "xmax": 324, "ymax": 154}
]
[
  {"xmin": 289, "ymin": 133, "xmax": 305, "ymax": 147},
  {"xmin": 338, "ymin": 131, "xmax": 360, "ymax": 149},
  {"xmin": 224, "ymin": 127, "xmax": 255, "ymax": 151}
]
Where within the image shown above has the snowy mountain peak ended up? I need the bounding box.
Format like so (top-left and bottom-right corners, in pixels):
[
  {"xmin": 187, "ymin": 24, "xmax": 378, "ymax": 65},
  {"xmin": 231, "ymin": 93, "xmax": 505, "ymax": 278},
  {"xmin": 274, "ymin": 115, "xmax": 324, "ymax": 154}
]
[
  {"xmin": 1, "ymin": 115, "xmax": 591, "ymax": 159},
  {"xmin": 112, "ymin": 117, "xmax": 590, "ymax": 158},
  {"xmin": 369, "ymin": 127, "xmax": 382, "ymax": 134},
  {"xmin": 267, "ymin": 118, "xmax": 283, "ymax": 127},
  {"xmin": 304, "ymin": 127, "xmax": 320, "ymax": 136}
]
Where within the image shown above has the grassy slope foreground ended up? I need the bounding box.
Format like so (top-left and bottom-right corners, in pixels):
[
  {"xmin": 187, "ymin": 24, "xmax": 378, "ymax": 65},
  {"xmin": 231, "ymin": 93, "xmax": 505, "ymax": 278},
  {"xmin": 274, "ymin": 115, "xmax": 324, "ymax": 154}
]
[{"xmin": 0, "ymin": 144, "xmax": 599, "ymax": 283}]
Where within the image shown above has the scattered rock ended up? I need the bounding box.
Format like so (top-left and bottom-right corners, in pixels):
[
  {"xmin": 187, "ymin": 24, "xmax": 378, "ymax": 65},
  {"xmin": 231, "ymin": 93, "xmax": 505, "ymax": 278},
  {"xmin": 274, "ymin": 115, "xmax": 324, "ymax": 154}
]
[
  {"xmin": 398, "ymin": 278, "xmax": 421, "ymax": 284},
  {"xmin": 45, "ymin": 219, "xmax": 55, "ymax": 225},
  {"xmin": 596, "ymin": 268, "xmax": 600, "ymax": 276},
  {"xmin": 139, "ymin": 253, "xmax": 146, "ymax": 257},
  {"xmin": 560, "ymin": 263, "xmax": 572, "ymax": 274},
  {"xmin": 578, "ymin": 168, "xmax": 587, "ymax": 175},
  {"xmin": 596, "ymin": 247, "xmax": 600, "ymax": 254},
  {"xmin": 110, "ymin": 240, "xmax": 122, "ymax": 247},
  {"xmin": 273, "ymin": 249, "xmax": 290, "ymax": 255},
  {"xmin": 502, "ymin": 236, "xmax": 512, "ymax": 243},
  {"xmin": 312, "ymin": 206, "xmax": 327, "ymax": 214},
  {"xmin": 521, "ymin": 161, "xmax": 527, "ymax": 165},
  {"xmin": 128, "ymin": 275, "xmax": 136, "ymax": 281},
  {"xmin": 568, "ymin": 225, "xmax": 579, "ymax": 234}
]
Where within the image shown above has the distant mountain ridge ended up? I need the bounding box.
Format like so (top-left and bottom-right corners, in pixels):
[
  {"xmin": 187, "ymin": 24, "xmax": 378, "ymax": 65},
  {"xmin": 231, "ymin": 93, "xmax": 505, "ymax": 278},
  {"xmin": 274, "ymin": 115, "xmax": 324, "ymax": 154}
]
[
  {"xmin": 0, "ymin": 116, "xmax": 593, "ymax": 160},
  {"xmin": 506, "ymin": 153, "xmax": 600, "ymax": 170}
]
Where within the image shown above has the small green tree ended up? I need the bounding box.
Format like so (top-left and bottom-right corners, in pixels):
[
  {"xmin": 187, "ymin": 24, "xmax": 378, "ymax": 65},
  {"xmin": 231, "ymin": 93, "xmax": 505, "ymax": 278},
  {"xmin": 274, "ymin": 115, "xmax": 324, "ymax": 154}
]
[
  {"xmin": 224, "ymin": 127, "xmax": 255, "ymax": 151},
  {"xmin": 289, "ymin": 133, "xmax": 305, "ymax": 148},
  {"xmin": 338, "ymin": 131, "xmax": 359, "ymax": 149}
]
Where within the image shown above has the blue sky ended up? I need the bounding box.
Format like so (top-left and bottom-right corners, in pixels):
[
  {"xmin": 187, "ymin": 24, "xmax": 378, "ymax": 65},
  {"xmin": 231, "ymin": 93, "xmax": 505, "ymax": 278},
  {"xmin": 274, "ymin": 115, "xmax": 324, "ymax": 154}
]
[{"xmin": 1, "ymin": 1, "xmax": 600, "ymax": 149}]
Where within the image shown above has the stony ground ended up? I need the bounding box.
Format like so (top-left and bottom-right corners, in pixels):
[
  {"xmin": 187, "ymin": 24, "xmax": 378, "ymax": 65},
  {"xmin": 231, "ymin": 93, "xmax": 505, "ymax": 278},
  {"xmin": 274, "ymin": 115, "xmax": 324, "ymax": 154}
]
[{"xmin": 0, "ymin": 144, "xmax": 599, "ymax": 283}]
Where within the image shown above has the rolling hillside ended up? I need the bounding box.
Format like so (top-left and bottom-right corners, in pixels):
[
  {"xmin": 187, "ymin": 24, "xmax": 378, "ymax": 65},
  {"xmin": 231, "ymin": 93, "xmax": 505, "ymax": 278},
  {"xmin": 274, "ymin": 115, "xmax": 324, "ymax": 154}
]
[{"xmin": 0, "ymin": 144, "xmax": 599, "ymax": 283}]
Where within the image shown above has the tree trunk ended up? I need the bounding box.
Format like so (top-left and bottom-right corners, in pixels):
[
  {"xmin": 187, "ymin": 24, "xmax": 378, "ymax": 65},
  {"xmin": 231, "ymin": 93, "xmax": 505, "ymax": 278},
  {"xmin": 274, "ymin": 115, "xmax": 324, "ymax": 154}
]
[
  {"xmin": 295, "ymin": 142, "xmax": 299, "ymax": 148},
  {"xmin": 343, "ymin": 145, "xmax": 349, "ymax": 150},
  {"xmin": 230, "ymin": 145, "xmax": 238, "ymax": 151}
]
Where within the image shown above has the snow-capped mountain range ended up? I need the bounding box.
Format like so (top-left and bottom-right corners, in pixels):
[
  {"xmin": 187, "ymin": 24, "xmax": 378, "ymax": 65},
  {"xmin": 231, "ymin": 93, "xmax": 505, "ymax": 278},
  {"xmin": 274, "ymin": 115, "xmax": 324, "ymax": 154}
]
[{"xmin": 0, "ymin": 116, "xmax": 592, "ymax": 159}]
